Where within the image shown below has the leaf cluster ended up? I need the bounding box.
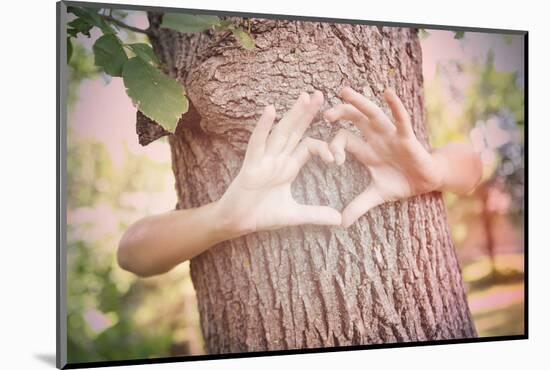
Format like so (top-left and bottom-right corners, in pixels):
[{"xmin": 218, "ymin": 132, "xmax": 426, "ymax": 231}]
[{"xmin": 67, "ymin": 7, "xmax": 255, "ymax": 131}]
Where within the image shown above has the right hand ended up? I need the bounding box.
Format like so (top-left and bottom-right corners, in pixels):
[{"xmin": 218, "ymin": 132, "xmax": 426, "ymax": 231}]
[{"xmin": 324, "ymin": 87, "xmax": 445, "ymax": 227}]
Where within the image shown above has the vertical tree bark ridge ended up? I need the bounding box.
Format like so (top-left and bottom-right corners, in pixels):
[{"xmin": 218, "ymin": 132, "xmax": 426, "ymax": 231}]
[{"xmin": 147, "ymin": 16, "xmax": 477, "ymax": 353}]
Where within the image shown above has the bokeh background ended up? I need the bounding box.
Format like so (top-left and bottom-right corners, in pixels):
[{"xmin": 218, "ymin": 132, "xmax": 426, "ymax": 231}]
[{"xmin": 66, "ymin": 10, "xmax": 525, "ymax": 363}]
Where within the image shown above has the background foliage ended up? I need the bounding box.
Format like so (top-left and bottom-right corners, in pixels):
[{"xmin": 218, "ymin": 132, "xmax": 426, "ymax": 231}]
[{"xmin": 425, "ymin": 37, "xmax": 525, "ymax": 336}]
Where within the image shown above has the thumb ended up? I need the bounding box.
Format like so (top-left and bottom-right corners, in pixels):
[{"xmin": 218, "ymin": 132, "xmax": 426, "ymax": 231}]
[
  {"xmin": 329, "ymin": 129, "xmax": 376, "ymax": 166},
  {"xmin": 289, "ymin": 204, "xmax": 342, "ymax": 226},
  {"xmin": 341, "ymin": 188, "xmax": 385, "ymax": 227}
]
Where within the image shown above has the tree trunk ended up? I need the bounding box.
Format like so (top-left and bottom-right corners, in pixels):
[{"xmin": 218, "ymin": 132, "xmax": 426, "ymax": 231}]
[{"xmin": 146, "ymin": 15, "xmax": 477, "ymax": 354}]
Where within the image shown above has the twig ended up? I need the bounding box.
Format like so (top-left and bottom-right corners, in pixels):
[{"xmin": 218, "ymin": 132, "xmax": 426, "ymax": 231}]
[{"xmin": 101, "ymin": 14, "xmax": 150, "ymax": 35}]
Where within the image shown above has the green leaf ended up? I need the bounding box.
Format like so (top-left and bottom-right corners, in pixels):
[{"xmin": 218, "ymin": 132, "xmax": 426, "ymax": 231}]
[
  {"xmin": 128, "ymin": 43, "xmax": 160, "ymax": 66},
  {"xmin": 232, "ymin": 28, "xmax": 255, "ymax": 50},
  {"xmin": 214, "ymin": 20, "xmax": 235, "ymax": 32},
  {"xmin": 454, "ymin": 31, "xmax": 465, "ymax": 40},
  {"xmin": 67, "ymin": 28, "xmax": 79, "ymax": 38},
  {"xmin": 67, "ymin": 37, "xmax": 73, "ymax": 63},
  {"xmin": 122, "ymin": 57, "xmax": 188, "ymax": 131},
  {"xmin": 161, "ymin": 13, "xmax": 220, "ymax": 33},
  {"xmin": 67, "ymin": 17, "xmax": 94, "ymax": 37},
  {"xmin": 93, "ymin": 34, "xmax": 128, "ymax": 77},
  {"xmin": 68, "ymin": 6, "xmax": 115, "ymax": 34}
]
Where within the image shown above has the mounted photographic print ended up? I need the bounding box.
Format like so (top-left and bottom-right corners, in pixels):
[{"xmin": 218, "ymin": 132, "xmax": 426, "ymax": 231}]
[{"xmin": 56, "ymin": 1, "xmax": 527, "ymax": 368}]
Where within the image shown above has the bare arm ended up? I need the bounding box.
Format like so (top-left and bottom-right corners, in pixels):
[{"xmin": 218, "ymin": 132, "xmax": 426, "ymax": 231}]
[
  {"xmin": 432, "ymin": 142, "xmax": 483, "ymax": 195},
  {"xmin": 118, "ymin": 91, "xmax": 341, "ymax": 277},
  {"xmin": 117, "ymin": 203, "xmax": 230, "ymax": 277},
  {"xmin": 324, "ymin": 87, "xmax": 482, "ymax": 227}
]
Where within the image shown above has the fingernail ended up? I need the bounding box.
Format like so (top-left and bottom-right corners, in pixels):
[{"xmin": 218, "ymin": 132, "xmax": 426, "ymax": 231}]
[{"xmin": 335, "ymin": 153, "xmax": 344, "ymax": 165}]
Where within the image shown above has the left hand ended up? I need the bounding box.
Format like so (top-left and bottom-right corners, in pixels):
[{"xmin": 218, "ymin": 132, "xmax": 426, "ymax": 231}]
[{"xmin": 215, "ymin": 90, "xmax": 342, "ymax": 237}]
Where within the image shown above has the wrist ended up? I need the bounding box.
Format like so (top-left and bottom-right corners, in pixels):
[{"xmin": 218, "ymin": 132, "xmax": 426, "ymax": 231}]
[
  {"xmin": 431, "ymin": 150, "xmax": 449, "ymax": 192},
  {"xmin": 431, "ymin": 143, "xmax": 483, "ymax": 195},
  {"xmin": 211, "ymin": 197, "xmax": 255, "ymax": 241}
]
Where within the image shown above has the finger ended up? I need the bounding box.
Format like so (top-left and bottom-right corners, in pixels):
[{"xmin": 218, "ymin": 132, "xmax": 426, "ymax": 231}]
[
  {"xmin": 341, "ymin": 188, "xmax": 385, "ymax": 227},
  {"xmin": 289, "ymin": 204, "xmax": 342, "ymax": 226},
  {"xmin": 292, "ymin": 137, "xmax": 335, "ymax": 170},
  {"xmin": 324, "ymin": 104, "xmax": 370, "ymax": 135},
  {"xmin": 266, "ymin": 92, "xmax": 311, "ymax": 155},
  {"xmin": 329, "ymin": 129, "xmax": 377, "ymax": 166},
  {"xmin": 245, "ymin": 105, "xmax": 276, "ymax": 160},
  {"xmin": 384, "ymin": 89, "xmax": 414, "ymax": 137},
  {"xmin": 340, "ymin": 87, "xmax": 394, "ymax": 133},
  {"xmin": 281, "ymin": 90, "xmax": 324, "ymax": 155}
]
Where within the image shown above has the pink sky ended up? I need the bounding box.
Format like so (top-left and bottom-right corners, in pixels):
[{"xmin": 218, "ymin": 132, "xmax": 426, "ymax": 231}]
[{"xmin": 421, "ymin": 29, "xmax": 524, "ymax": 80}]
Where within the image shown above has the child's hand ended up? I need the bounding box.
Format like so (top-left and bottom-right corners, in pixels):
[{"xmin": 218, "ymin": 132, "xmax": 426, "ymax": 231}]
[
  {"xmin": 215, "ymin": 91, "xmax": 341, "ymax": 237},
  {"xmin": 324, "ymin": 87, "xmax": 446, "ymax": 227}
]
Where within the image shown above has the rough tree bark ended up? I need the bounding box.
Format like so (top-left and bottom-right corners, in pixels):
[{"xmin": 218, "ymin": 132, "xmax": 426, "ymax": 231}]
[{"xmin": 143, "ymin": 15, "xmax": 477, "ymax": 354}]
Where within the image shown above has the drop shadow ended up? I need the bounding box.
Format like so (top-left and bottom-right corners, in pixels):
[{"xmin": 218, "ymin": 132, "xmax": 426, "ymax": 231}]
[{"xmin": 34, "ymin": 353, "xmax": 56, "ymax": 367}]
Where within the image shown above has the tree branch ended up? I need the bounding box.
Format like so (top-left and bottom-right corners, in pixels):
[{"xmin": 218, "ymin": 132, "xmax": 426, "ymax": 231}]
[{"xmin": 101, "ymin": 15, "xmax": 150, "ymax": 35}]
